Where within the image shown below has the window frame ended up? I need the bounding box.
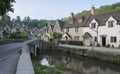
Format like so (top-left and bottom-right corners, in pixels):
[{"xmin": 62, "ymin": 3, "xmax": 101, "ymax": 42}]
[
  {"xmin": 94, "ymin": 36, "xmax": 97, "ymax": 42},
  {"xmin": 110, "ymin": 37, "xmax": 117, "ymax": 43},
  {"xmin": 108, "ymin": 21, "xmax": 114, "ymax": 28},
  {"xmin": 91, "ymin": 23, "xmax": 96, "ymax": 29}
]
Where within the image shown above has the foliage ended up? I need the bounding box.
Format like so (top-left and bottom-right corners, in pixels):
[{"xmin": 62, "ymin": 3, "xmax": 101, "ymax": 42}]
[
  {"xmin": 9, "ymin": 31, "xmax": 28, "ymax": 39},
  {"xmin": 60, "ymin": 41, "xmax": 83, "ymax": 46},
  {"xmin": 76, "ymin": 2, "xmax": 120, "ymax": 15},
  {"xmin": 106, "ymin": 44, "xmax": 110, "ymax": 47},
  {"xmin": 32, "ymin": 60, "xmax": 63, "ymax": 74},
  {"xmin": 0, "ymin": 0, "xmax": 15, "ymax": 16},
  {"xmin": 96, "ymin": 44, "xmax": 100, "ymax": 47},
  {"xmin": 22, "ymin": 18, "xmax": 55, "ymax": 29},
  {"xmin": 51, "ymin": 32, "xmax": 62, "ymax": 40}
]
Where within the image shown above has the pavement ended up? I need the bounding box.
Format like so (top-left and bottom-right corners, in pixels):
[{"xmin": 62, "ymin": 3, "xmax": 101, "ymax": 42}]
[
  {"xmin": 16, "ymin": 45, "xmax": 35, "ymax": 74},
  {"xmin": 0, "ymin": 43, "xmax": 22, "ymax": 60},
  {"xmin": 0, "ymin": 38, "xmax": 38, "ymax": 74},
  {"xmin": 59, "ymin": 44, "xmax": 120, "ymax": 53},
  {"xmin": 0, "ymin": 52, "xmax": 21, "ymax": 74}
]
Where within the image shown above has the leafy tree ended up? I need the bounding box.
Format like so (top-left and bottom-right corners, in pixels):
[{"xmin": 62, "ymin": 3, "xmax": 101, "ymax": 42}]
[
  {"xmin": 0, "ymin": 0, "xmax": 15, "ymax": 16},
  {"xmin": 51, "ymin": 32, "xmax": 62, "ymax": 41}
]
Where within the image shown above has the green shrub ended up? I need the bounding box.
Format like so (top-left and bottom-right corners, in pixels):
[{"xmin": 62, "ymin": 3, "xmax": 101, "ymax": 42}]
[
  {"xmin": 59, "ymin": 41, "xmax": 83, "ymax": 46},
  {"xmin": 106, "ymin": 44, "xmax": 110, "ymax": 47},
  {"xmin": 68, "ymin": 41, "xmax": 83, "ymax": 46},
  {"xmin": 96, "ymin": 44, "xmax": 100, "ymax": 47}
]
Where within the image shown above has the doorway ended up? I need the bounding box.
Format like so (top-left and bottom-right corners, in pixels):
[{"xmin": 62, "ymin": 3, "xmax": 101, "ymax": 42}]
[{"xmin": 102, "ymin": 37, "xmax": 106, "ymax": 46}]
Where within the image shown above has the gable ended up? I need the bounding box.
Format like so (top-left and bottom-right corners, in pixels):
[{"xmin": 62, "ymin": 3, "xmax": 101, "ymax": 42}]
[
  {"xmin": 105, "ymin": 16, "xmax": 117, "ymax": 27},
  {"xmin": 89, "ymin": 19, "xmax": 99, "ymax": 27},
  {"xmin": 53, "ymin": 20, "xmax": 62, "ymax": 32}
]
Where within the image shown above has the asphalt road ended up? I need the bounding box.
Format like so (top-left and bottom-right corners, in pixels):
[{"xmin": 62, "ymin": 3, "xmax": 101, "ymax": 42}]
[{"xmin": 0, "ymin": 43, "xmax": 23, "ymax": 60}]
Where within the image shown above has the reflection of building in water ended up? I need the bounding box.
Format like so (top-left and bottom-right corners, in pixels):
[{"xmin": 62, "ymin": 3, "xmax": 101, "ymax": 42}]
[{"xmin": 44, "ymin": 55, "xmax": 120, "ymax": 74}]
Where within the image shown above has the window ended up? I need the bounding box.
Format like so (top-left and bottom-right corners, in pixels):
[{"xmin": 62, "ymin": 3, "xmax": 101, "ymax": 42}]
[
  {"xmin": 108, "ymin": 21, "xmax": 114, "ymax": 27},
  {"xmin": 74, "ymin": 36, "xmax": 79, "ymax": 41},
  {"xmin": 94, "ymin": 37, "xmax": 97, "ymax": 42},
  {"xmin": 91, "ymin": 23, "xmax": 96, "ymax": 28},
  {"xmin": 111, "ymin": 37, "xmax": 117, "ymax": 43},
  {"xmin": 66, "ymin": 28, "xmax": 69, "ymax": 32},
  {"xmin": 75, "ymin": 27, "xmax": 78, "ymax": 33}
]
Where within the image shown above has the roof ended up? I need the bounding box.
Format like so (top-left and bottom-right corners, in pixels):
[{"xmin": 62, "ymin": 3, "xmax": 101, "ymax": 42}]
[
  {"xmin": 83, "ymin": 32, "xmax": 92, "ymax": 38},
  {"xmin": 56, "ymin": 19, "xmax": 65, "ymax": 29},
  {"xmin": 85, "ymin": 10, "xmax": 120, "ymax": 27},
  {"xmin": 64, "ymin": 10, "xmax": 120, "ymax": 28},
  {"xmin": 64, "ymin": 14, "xmax": 91, "ymax": 28},
  {"xmin": 65, "ymin": 32, "xmax": 72, "ymax": 38}
]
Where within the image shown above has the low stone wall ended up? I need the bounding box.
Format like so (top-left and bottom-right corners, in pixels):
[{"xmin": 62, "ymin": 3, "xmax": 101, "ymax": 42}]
[
  {"xmin": 45, "ymin": 46, "xmax": 120, "ymax": 65},
  {"xmin": 0, "ymin": 39, "xmax": 27, "ymax": 45}
]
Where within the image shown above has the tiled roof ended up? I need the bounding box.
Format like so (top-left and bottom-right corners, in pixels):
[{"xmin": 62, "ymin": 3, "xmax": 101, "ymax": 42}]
[
  {"xmin": 85, "ymin": 10, "xmax": 120, "ymax": 27},
  {"xmin": 64, "ymin": 14, "xmax": 91, "ymax": 28},
  {"xmin": 64, "ymin": 10, "xmax": 120, "ymax": 28}
]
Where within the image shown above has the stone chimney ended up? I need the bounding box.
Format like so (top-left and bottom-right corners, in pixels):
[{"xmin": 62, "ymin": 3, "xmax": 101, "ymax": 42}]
[
  {"xmin": 91, "ymin": 5, "xmax": 95, "ymax": 15},
  {"xmin": 71, "ymin": 12, "xmax": 74, "ymax": 19}
]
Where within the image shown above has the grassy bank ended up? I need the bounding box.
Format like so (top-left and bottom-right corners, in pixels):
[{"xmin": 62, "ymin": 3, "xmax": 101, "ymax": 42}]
[{"xmin": 32, "ymin": 60, "xmax": 66, "ymax": 74}]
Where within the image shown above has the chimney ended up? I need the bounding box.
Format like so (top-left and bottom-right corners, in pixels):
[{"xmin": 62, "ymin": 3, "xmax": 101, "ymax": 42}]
[
  {"xmin": 71, "ymin": 12, "xmax": 74, "ymax": 19},
  {"xmin": 91, "ymin": 5, "xmax": 95, "ymax": 15}
]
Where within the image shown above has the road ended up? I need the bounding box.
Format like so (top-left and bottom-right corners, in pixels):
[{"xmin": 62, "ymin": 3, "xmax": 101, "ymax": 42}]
[
  {"xmin": 0, "ymin": 43, "xmax": 23, "ymax": 60},
  {"xmin": 0, "ymin": 38, "xmax": 38, "ymax": 74}
]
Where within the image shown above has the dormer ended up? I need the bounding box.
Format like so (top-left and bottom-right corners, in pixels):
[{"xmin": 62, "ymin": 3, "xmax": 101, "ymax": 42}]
[
  {"xmin": 106, "ymin": 16, "xmax": 117, "ymax": 28},
  {"xmin": 90, "ymin": 19, "xmax": 98, "ymax": 29}
]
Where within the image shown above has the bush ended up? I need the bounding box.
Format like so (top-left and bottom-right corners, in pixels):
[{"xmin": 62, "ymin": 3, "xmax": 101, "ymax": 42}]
[
  {"xmin": 59, "ymin": 41, "xmax": 83, "ymax": 46},
  {"xmin": 59, "ymin": 41, "xmax": 66, "ymax": 44},
  {"xmin": 96, "ymin": 44, "xmax": 100, "ymax": 47},
  {"xmin": 118, "ymin": 45, "xmax": 120, "ymax": 48},
  {"xmin": 49, "ymin": 38, "xmax": 54, "ymax": 42},
  {"xmin": 106, "ymin": 44, "xmax": 110, "ymax": 47}
]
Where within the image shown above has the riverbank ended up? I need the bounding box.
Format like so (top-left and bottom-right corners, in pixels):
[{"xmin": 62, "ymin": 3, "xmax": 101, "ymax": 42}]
[{"xmin": 57, "ymin": 44, "xmax": 120, "ymax": 65}]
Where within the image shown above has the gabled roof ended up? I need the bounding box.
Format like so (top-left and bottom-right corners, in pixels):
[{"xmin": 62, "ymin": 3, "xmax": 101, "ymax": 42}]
[
  {"xmin": 86, "ymin": 10, "xmax": 120, "ymax": 27},
  {"xmin": 64, "ymin": 14, "xmax": 91, "ymax": 28},
  {"xmin": 83, "ymin": 32, "xmax": 92, "ymax": 38},
  {"xmin": 64, "ymin": 10, "xmax": 120, "ymax": 28},
  {"xmin": 65, "ymin": 32, "xmax": 72, "ymax": 38},
  {"xmin": 56, "ymin": 19, "xmax": 65, "ymax": 29}
]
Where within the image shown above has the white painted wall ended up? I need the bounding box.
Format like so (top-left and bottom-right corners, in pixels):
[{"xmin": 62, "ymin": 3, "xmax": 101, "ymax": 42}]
[
  {"xmin": 98, "ymin": 16, "xmax": 120, "ymax": 47},
  {"xmin": 83, "ymin": 19, "xmax": 98, "ymax": 46}
]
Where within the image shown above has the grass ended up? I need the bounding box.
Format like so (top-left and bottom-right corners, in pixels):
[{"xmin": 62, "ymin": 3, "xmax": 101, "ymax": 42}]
[{"xmin": 32, "ymin": 60, "xmax": 64, "ymax": 74}]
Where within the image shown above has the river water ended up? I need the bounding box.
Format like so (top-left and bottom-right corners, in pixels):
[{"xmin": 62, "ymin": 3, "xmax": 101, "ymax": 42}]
[{"xmin": 39, "ymin": 51, "xmax": 120, "ymax": 74}]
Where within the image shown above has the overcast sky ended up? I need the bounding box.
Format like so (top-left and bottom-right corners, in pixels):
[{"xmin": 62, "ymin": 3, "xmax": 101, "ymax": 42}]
[{"xmin": 9, "ymin": 0, "xmax": 120, "ymax": 20}]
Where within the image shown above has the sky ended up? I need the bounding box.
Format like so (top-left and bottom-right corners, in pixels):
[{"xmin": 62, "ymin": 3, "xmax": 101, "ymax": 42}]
[{"xmin": 9, "ymin": 0, "xmax": 120, "ymax": 20}]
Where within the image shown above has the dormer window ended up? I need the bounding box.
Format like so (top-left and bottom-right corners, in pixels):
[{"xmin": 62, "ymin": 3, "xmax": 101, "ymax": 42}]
[
  {"xmin": 91, "ymin": 23, "xmax": 96, "ymax": 28},
  {"xmin": 108, "ymin": 21, "xmax": 114, "ymax": 27}
]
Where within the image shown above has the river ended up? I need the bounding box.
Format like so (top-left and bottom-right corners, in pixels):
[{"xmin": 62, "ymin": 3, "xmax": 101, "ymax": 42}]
[{"xmin": 38, "ymin": 51, "xmax": 120, "ymax": 74}]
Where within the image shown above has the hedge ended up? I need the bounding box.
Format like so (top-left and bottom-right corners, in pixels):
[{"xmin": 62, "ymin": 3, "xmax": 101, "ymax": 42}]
[{"xmin": 59, "ymin": 41, "xmax": 83, "ymax": 46}]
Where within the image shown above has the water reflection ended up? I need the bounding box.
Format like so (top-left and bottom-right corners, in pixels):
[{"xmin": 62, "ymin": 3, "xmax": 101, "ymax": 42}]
[{"xmin": 39, "ymin": 52, "xmax": 120, "ymax": 74}]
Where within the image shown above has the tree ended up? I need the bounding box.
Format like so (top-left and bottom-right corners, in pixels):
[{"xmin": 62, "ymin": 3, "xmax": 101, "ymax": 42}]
[
  {"xmin": 0, "ymin": 0, "xmax": 15, "ymax": 16},
  {"xmin": 51, "ymin": 32, "xmax": 62, "ymax": 41},
  {"xmin": 16, "ymin": 16, "xmax": 21, "ymax": 23}
]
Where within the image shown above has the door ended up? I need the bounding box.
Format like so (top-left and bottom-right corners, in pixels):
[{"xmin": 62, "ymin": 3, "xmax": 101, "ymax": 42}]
[
  {"xmin": 84, "ymin": 38, "xmax": 90, "ymax": 46},
  {"xmin": 102, "ymin": 37, "xmax": 106, "ymax": 46}
]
